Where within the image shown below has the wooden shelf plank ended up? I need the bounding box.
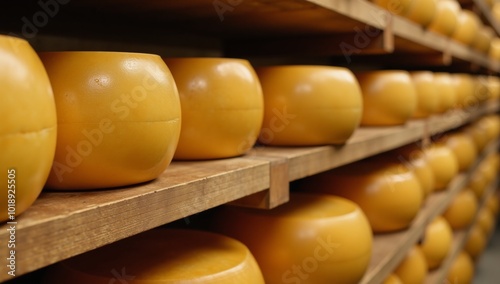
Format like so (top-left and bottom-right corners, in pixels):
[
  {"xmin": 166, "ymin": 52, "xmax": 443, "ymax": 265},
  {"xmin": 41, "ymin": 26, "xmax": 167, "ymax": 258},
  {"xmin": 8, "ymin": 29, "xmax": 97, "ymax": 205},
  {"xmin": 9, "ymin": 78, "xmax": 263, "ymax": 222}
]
[{"xmin": 0, "ymin": 157, "xmax": 270, "ymax": 281}]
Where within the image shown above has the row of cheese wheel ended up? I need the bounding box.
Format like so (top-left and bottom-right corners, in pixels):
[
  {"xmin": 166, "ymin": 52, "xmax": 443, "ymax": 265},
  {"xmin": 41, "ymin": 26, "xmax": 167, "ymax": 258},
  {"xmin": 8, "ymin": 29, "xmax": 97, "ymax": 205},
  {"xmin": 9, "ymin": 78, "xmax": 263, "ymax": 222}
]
[{"xmin": 373, "ymin": 0, "xmax": 496, "ymax": 56}]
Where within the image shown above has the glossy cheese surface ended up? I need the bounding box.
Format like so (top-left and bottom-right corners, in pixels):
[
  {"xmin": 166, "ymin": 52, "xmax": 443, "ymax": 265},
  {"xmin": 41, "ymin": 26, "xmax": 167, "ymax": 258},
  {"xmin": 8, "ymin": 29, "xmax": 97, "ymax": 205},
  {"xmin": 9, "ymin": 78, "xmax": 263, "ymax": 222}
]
[
  {"xmin": 423, "ymin": 144, "xmax": 459, "ymax": 191},
  {"xmin": 394, "ymin": 246, "xmax": 428, "ymax": 284},
  {"xmin": 452, "ymin": 74, "xmax": 475, "ymax": 109},
  {"xmin": 434, "ymin": 73, "xmax": 457, "ymax": 112},
  {"xmin": 210, "ymin": 193, "xmax": 373, "ymax": 284},
  {"xmin": 41, "ymin": 52, "xmax": 181, "ymax": 190},
  {"xmin": 44, "ymin": 229, "xmax": 265, "ymax": 284},
  {"xmin": 256, "ymin": 65, "xmax": 362, "ymax": 146},
  {"xmin": 446, "ymin": 251, "xmax": 474, "ymax": 284},
  {"xmin": 441, "ymin": 132, "xmax": 478, "ymax": 172},
  {"xmin": 165, "ymin": 58, "xmax": 263, "ymax": 159},
  {"xmin": 404, "ymin": 0, "xmax": 437, "ymax": 26},
  {"xmin": 452, "ymin": 10, "xmax": 480, "ymax": 45},
  {"xmin": 410, "ymin": 71, "xmax": 439, "ymax": 118},
  {"xmin": 419, "ymin": 216, "xmax": 453, "ymax": 269},
  {"xmin": 383, "ymin": 274, "xmax": 403, "ymax": 284},
  {"xmin": 394, "ymin": 144, "xmax": 436, "ymax": 197},
  {"xmin": 0, "ymin": 35, "xmax": 57, "ymax": 221},
  {"xmin": 357, "ymin": 70, "xmax": 417, "ymax": 126},
  {"xmin": 428, "ymin": 0, "xmax": 459, "ymax": 36},
  {"xmin": 443, "ymin": 190, "xmax": 478, "ymax": 230}
]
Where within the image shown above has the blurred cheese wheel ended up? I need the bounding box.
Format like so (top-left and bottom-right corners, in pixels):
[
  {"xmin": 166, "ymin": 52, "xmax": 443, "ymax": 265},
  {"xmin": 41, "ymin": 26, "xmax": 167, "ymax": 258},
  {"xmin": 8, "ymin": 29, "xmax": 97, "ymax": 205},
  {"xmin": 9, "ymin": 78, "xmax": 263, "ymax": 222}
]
[
  {"xmin": 446, "ymin": 251, "xmax": 474, "ymax": 284},
  {"xmin": 452, "ymin": 10, "xmax": 481, "ymax": 45},
  {"xmin": 487, "ymin": 76, "xmax": 500, "ymax": 100},
  {"xmin": 473, "ymin": 76, "xmax": 490, "ymax": 103},
  {"xmin": 297, "ymin": 158, "xmax": 423, "ymax": 232},
  {"xmin": 443, "ymin": 190, "xmax": 478, "ymax": 230},
  {"xmin": 434, "ymin": 73, "xmax": 457, "ymax": 112},
  {"xmin": 356, "ymin": 70, "xmax": 417, "ymax": 126},
  {"xmin": 394, "ymin": 144, "xmax": 436, "ymax": 198},
  {"xmin": 487, "ymin": 195, "xmax": 499, "ymax": 216},
  {"xmin": 423, "ymin": 144, "xmax": 459, "ymax": 191},
  {"xmin": 473, "ymin": 27, "xmax": 494, "ymax": 54},
  {"xmin": 452, "ymin": 74, "xmax": 475, "ymax": 109},
  {"xmin": 164, "ymin": 58, "xmax": 263, "ymax": 159},
  {"xmin": 41, "ymin": 52, "xmax": 181, "ymax": 190},
  {"xmin": 440, "ymin": 132, "xmax": 477, "ymax": 172},
  {"xmin": 372, "ymin": 0, "xmax": 412, "ymax": 15},
  {"xmin": 428, "ymin": 0, "xmax": 459, "ymax": 36},
  {"xmin": 419, "ymin": 216, "xmax": 453, "ymax": 269},
  {"xmin": 44, "ymin": 229, "xmax": 265, "ymax": 284},
  {"xmin": 489, "ymin": 37, "xmax": 500, "ymax": 61},
  {"xmin": 468, "ymin": 170, "xmax": 488, "ymax": 199},
  {"xmin": 494, "ymin": 2, "xmax": 500, "ymax": 21},
  {"xmin": 479, "ymin": 115, "xmax": 500, "ymax": 143},
  {"xmin": 256, "ymin": 66, "xmax": 362, "ymax": 146},
  {"xmin": 464, "ymin": 124, "xmax": 489, "ymax": 152},
  {"xmin": 210, "ymin": 193, "xmax": 373, "ymax": 284},
  {"xmin": 477, "ymin": 207, "xmax": 495, "ymax": 236},
  {"xmin": 0, "ymin": 35, "xmax": 57, "ymax": 221},
  {"xmin": 410, "ymin": 71, "xmax": 439, "ymax": 118},
  {"xmin": 465, "ymin": 223, "xmax": 487, "ymax": 260},
  {"xmin": 383, "ymin": 273, "xmax": 403, "ymax": 284},
  {"xmin": 404, "ymin": 0, "xmax": 437, "ymax": 26},
  {"xmin": 394, "ymin": 246, "xmax": 428, "ymax": 284}
]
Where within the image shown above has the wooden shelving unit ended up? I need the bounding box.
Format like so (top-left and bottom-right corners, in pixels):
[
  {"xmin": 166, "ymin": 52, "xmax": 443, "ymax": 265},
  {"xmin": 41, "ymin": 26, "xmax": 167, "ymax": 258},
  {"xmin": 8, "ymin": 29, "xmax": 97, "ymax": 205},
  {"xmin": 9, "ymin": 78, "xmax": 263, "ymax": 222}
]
[{"xmin": 0, "ymin": 0, "xmax": 499, "ymax": 283}]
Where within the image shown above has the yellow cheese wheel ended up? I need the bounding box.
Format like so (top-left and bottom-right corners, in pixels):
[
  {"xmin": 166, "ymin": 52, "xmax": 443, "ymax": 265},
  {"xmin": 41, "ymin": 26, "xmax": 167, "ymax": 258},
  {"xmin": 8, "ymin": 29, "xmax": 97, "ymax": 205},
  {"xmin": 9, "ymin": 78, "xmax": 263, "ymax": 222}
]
[
  {"xmin": 468, "ymin": 170, "xmax": 488, "ymax": 199},
  {"xmin": 419, "ymin": 216, "xmax": 453, "ymax": 269},
  {"xmin": 256, "ymin": 66, "xmax": 362, "ymax": 146},
  {"xmin": 41, "ymin": 52, "xmax": 181, "ymax": 190},
  {"xmin": 473, "ymin": 27, "xmax": 494, "ymax": 54},
  {"xmin": 404, "ymin": 0, "xmax": 437, "ymax": 26},
  {"xmin": 211, "ymin": 193, "xmax": 373, "ymax": 284},
  {"xmin": 443, "ymin": 190, "xmax": 478, "ymax": 230},
  {"xmin": 477, "ymin": 207, "xmax": 495, "ymax": 237},
  {"xmin": 44, "ymin": 229, "xmax": 264, "ymax": 284},
  {"xmin": 394, "ymin": 246, "xmax": 428, "ymax": 284},
  {"xmin": 451, "ymin": 74, "xmax": 475, "ymax": 109},
  {"xmin": 410, "ymin": 71, "xmax": 439, "ymax": 118},
  {"xmin": 494, "ymin": 2, "xmax": 500, "ymax": 21},
  {"xmin": 0, "ymin": 35, "xmax": 57, "ymax": 221},
  {"xmin": 489, "ymin": 37, "xmax": 500, "ymax": 61},
  {"xmin": 297, "ymin": 158, "xmax": 423, "ymax": 232},
  {"xmin": 434, "ymin": 73, "xmax": 457, "ymax": 112},
  {"xmin": 440, "ymin": 132, "xmax": 478, "ymax": 172},
  {"xmin": 357, "ymin": 70, "xmax": 417, "ymax": 126},
  {"xmin": 478, "ymin": 115, "xmax": 500, "ymax": 143},
  {"xmin": 164, "ymin": 58, "xmax": 263, "ymax": 159},
  {"xmin": 487, "ymin": 195, "xmax": 499, "ymax": 216},
  {"xmin": 372, "ymin": 0, "xmax": 412, "ymax": 15},
  {"xmin": 446, "ymin": 251, "xmax": 474, "ymax": 284},
  {"xmin": 487, "ymin": 76, "xmax": 500, "ymax": 101},
  {"xmin": 423, "ymin": 144, "xmax": 459, "ymax": 191},
  {"xmin": 452, "ymin": 10, "xmax": 481, "ymax": 45},
  {"xmin": 465, "ymin": 223, "xmax": 487, "ymax": 260},
  {"xmin": 428, "ymin": 0, "xmax": 460, "ymax": 36},
  {"xmin": 383, "ymin": 273, "xmax": 403, "ymax": 284},
  {"xmin": 464, "ymin": 124, "xmax": 489, "ymax": 152},
  {"xmin": 393, "ymin": 143, "xmax": 436, "ymax": 198}
]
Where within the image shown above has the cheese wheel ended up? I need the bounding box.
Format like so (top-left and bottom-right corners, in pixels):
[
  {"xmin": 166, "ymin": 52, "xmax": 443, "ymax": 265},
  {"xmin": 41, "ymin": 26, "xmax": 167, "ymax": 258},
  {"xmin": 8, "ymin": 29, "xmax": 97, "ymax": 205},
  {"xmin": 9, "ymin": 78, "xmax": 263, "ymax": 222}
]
[
  {"xmin": 164, "ymin": 58, "xmax": 263, "ymax": 160},
  {"xmin": 489, "ymin": 37, "xmax": 500, "ymax": 61},
  {"xmin": 494, "ymin": 2, "xmax": 500, "ymax": 21},
  {"xmin": 428, "ymin": 0, "xmax": 460, "ymax": 36},
  {"xmin": 404, "ymin": 0, "xmax": 437, "ymax": 26},
  {"xmin": 464, "ymin": 124, "xmax": 489, "ymax": 152},
  {"xmin": 419, "ymin": 216, "xmax": 453, "ymax": 269},
  {"xmin": 451, "ymin": 74, "xmax": 475, "ymax": 109},
  {"xmin": 210, "ymin": 193, "xmax": 373, "ymax": 284},
  {"xmin": 423, "ymin": 144, "xmax": 459, "ymax": 191},
  {"xmin": 487, "ymin": 195, "xmax": 499, "ymax": 216},
  {"xmin": 394, "ymin": 246, "xmax": 428, "ymax": 284},
  {"xmin": 297, "ymin": 158, "xmax": 423, "ymax": 232},
  {"xmin": 356, "ymin": 70, "xmax": 417, "ymax": 126},
  {"xmin": 256, "ymin": 65, "xmax": 362, "ymax": 146},
  {"xmin": 44, "ymin": 229, "xmax": 265, "ymax": 284},
  {"xmin": 477, "ymin": 207, "xmax": 495, "ymax": 237},
  {"xmin": 468, "ymin": 169, "xmax": 488, "ymax": 199},
  {"xmin": 446, "ymin": 251, "xmax": 474, "ymax": 284},
  {"xmin": 487, "ymin": 76, "xmax": 500, "ymax": 100},
  {"xmin": 465, "ymin": 224, "xmax": 487, "ymax": 260},
  {"xmin": 452, "ymin": 10, "xmax": 481, "ymax": 45},
  {"xmin": 0, "ymin": 35, "xmax": 57, "ymax": 221},
  {"xmin": 410, "ymin": 71, "xmax": 439, "ymax": 118},
  {"xmin": 440, "ymin": 132, "xmax": 478, "ymax": 172},
  {"xmin": 443, "ymin": 190, "xmax": 478, "ymax": 230},
  {"xmin": 41, "ymin": 52, "xmax": 181, "ymax": 190},
  {"xmin": 473, "ymin": 27, "xmax": 494, "ymax": 54},
  {"xmin": 434, "ymin": 73, "xmax": 457, "ymax": 112},
  {"xmin": 383, "ymin": 274, "xmax": 403, "ymax": 284}
]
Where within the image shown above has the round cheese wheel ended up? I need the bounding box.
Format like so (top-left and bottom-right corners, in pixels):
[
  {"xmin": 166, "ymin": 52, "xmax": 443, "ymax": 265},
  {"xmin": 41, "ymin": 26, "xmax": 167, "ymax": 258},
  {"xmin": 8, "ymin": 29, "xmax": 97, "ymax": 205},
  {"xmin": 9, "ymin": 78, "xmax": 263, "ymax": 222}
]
[
  {"xmin": 423, "ymin": 144, "xmax": 459, "ymax": 191},
  {"xmin": 451, "ymin": 74, "xmax": 475, "ymax": 109},
  {"xmin": 487, "ymin": 195, "xmax": 499, "ymax": 216},
  {"xmin": 443, "ymin": 190, "xmax": 478, "ymax": 230},
  {"xmin": 256, "ymin": 65, "xmax": 362, "ymax": 146},
  {"xmin": 373, "ymin": 0, "xmax": 412, "ymax": 15},
  {"xmin": 434, "ymin": 73, "xmax": 457, "ymax": 112},
  {"xmin": 404, "ymin": 0, "xmax": 437, "ymax": 26},
  {"xmin": 44, "ymin": 229, "xmax": 265, "ymax": 284},
  {"xmin": 383, "ymin": 273, "xmax": 403, "ymax": 284},
  {"xmin": 297, "ymin": 158, "xmax": 423, "ymax": 232},
  {"xmin": 465, "ymin": 223, "xmax": 487, "ymax": 260},
  {"xmin": 410, "ymin": 71, "xmax": 439, "ymax": 118},
  {"xmin": 478, "ymin": 115, "xmax": 500, "ymax": 143},
  {"xmin": 440, "ymin": 132, "xmax": 478, "ymax": 172},
  {"xmin": 473, "ymin": 27, "xmax": 494, "ymax": 54},
  {"xmin": 487, "ymin": 76, "xmax": 500, "ymax": 101},
  {"xmin": 428, "ymin": 0, "xmax": 460, "ymax": 36},
  {"xmin": 394, "ymin": 246, "xmax": 428, "ymax": 284},
  {"xmin": 489, "ymin": 37, "xmax": 500, "ymax": 61},
  {"xmin": 468, "ymin": 169, "xmax": 488, "ymax": 199},
  {"xmin": 452, "ymin": 10, "xmax": 481, "ymax": 45},
  {"xmin": 446, "ymin": 251, "xmax": 474, "ymax": 284},
  {"xmin": 464, "ymin": 124, "xmax": 489, "ymax": 152},
  {"xmin": 210, "ymin": 193, "xmax": 373, "ymax": 284},
  {"xmin": 419, "ymin": 216, "xmax": 453, "ymax": 269},
  {"xmin": 41, "ymin": 52, "xmax": 181, "ymax": 190},
  {"xmin": 164, "ymin": 58, "xmax": 263, "ymax": 160},
  {"xmin": 356, "ymin": 70, "xmax": 417, "ymax": 126},
  {"xmin": 0, "ymin": 35, "xmax": 57, "ymax": 221},
  {"xmin": 477, "ymin": 207, "xmax": 495, "ymax": 237}
]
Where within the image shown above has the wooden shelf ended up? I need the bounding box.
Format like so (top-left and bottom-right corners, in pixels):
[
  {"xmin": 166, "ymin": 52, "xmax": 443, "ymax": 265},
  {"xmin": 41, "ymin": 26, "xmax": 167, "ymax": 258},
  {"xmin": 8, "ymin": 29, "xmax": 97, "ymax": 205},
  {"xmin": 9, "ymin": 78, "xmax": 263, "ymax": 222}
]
[
  {"xmin": 360, "ymin": 139, "xmax": 500, "ymax": 284},
  {"xmin": 425, "ymin": 179, "xmax": 499, "ymax": 284}
]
